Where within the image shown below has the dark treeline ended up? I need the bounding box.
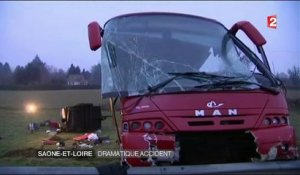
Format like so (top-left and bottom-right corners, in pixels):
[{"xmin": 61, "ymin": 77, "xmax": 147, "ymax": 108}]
[
  {"xmin": 276, "ymin": 66, "xmax": 300, "ymax": 88},
  {"xmin": 0, "ymin": 54, "xmax": 299, "ymax": 90},
  {"xmin": 0, "ymin": 55, "xmax": 101, "ymax": 90}
]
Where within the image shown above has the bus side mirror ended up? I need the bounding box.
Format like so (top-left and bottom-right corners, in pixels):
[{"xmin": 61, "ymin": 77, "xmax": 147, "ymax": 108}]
[
  {"xmin": 230, "ymin": 21, "xmax": 266, "ymax": 47},
  {"xmin": 88, "ymin": 21, "xmax": 102, "ymax": 51},
  {"xmin": 230, "ymin": 21, "xmax": 271, "ymax": 70}
]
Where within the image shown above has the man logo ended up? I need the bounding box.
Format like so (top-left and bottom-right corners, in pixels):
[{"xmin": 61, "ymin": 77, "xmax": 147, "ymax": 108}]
[
  {"xmin": 207, "ymin": 101, "xmax": 223, "ymax": 108},
  {"xmin": 195, "ymin": 101, "xmax": 238, "ymax": 117}
]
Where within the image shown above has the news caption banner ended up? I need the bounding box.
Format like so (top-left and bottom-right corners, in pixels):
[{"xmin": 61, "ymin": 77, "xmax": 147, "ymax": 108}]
[
  {"xmin": 36, "ymin": 150, "xmax": 174, "ymax": 159},
  {"xmin": 37, "ymin": 150, "xmax": 95, "ymax": 158}
]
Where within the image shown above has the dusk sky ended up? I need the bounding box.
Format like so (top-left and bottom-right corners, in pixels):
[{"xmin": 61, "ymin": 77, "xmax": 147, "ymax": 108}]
[{"xmin": 0, "ymin": 1, "xmax": 299, "ymax": 73}]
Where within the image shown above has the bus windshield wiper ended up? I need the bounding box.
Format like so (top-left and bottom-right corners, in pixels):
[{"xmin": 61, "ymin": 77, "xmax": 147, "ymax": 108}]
[
  {"xmin": 194, "ymin": 79, "xmax": 280, "ymax": 94},
  {"xmin": 146, "ymin": 74, "xmax": 183, "ymax": 95},
  {"xmin": 146, "ymin": 72, "xmax": 236, "ymax": 95},
  {"xmin": 169, "ymin": 72, "xmax": 236, "ymax": 79}
]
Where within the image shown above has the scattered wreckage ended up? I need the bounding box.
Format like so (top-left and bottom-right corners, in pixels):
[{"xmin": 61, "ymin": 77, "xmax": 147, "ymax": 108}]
[{"xmin": 26, "ymin": 103, "xmax": 109, "ymax": 150}]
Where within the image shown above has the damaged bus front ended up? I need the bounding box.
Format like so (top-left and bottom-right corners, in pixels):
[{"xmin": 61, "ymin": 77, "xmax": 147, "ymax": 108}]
[{"xmin": 88, "ymin": 13, "xmax": 299, "ymax": 166}]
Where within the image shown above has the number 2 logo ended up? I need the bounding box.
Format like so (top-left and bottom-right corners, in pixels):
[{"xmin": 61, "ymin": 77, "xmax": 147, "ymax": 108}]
[{"xmin": 267, "ymin": 15, "xmax": 277, "ymax": 29}]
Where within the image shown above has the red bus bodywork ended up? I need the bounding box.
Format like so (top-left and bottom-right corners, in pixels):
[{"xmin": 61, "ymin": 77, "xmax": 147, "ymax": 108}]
[
  {"xmin": 120, "ymin": 91, "xmax": 298, "ymax": 166},
  {"xmin": 88, "ymin": 12, "xmax": 298, "ymax": 166}
]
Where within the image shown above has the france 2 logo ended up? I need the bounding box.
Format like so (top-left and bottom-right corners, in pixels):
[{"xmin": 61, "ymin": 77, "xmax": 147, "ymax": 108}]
[{"xmin": 267, "ymin": 15, "xmax": 277, "ymax": 29}]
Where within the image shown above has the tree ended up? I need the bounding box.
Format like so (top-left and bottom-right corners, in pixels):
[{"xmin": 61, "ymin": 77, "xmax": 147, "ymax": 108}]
[
  {"xmin": 90, "ymin": 63, "xmax": 101, "ymax": 86},
  {"xmin": 0, "ymin": 62, "xmax": 13, "ymax": 85},
  {"xmin": 14, "ymin": 66, "xmax": 27, "ymax": 85},
  {"xmin": 276, "ymin": 72, "xmax": 288, "ymax": 81},
  {"xmin": 50, "ymin": 68, "xmax": 67, "ymax": 86},
  {"xmin": 287, "ymin": 66, "xmax": 300, "ymax": 86},
  {"xmin": 24, "ymin": 54, "xmax": 50, "ymax": 85},
  {"xmin": 75, "ymin": 66, "xmax": 81, "ymax": 75},
  {"xmin": 81, "ymin": 68, "xmax": 91, "ymax": 82},
  {"xmin": 12, "ymin": 54, "xmax": 50, "ymax": 86},
  {"xmin": 68, "ymin": 64, "xmax": 76, "ymax": 75},
  {"xmin": 67, "ymin": 64, "xmax": 81, "ymax": 75}
]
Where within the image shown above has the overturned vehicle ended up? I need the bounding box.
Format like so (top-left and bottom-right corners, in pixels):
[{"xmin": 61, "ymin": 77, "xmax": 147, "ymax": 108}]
[{"xmin": 88, "ymin": 12, "xmax": 299, "ymax": 166}]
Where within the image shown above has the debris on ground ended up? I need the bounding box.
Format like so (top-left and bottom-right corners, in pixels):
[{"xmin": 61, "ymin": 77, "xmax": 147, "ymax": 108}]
[
  {"xmin": 56, "ymin": 141, "xmax": 65, "ymax": 149},
  {"xmin": 40, "ymin": 120, "xmax": 51, "ymax": 127},
  {"xmin": 50, "ymin": 121, "xmax": 60, "ymax": 129},
  {"xmin": 102, "ymin": 139, "xmax": 111, "ymax": 144},
  {"xmin": 96, "ymin": 129, "xmax": 102, "ymax": 136},
  {"xmin": 104, "ymin": 140, "xmax": 110, "ymax": 144},
  {"xmin": 87, "ymin": 133, "xmax": 98, "ymax": 142},
  {"xmin": 27, "ymin": 122, "xmax": 39, "ymax": 133},
  {"xmin": 73, "ymin": 132, "xmax": 111, "ymax": 144},
  {"xmin": 72, "ymin": 142, "xmax": 78, "ymax": 149},
  {"xmin": 48, "ymin": 135, "xmax": 63, "ymax": 141},
  {"xmin": 42, "ymin": 139, "xmax": 57, "ymax": 145},
  {"xmin": 30, "ymin": 120, "xmax": 60, "ymax": 134},
  {"xmin": 72, "ymin": 131, "xmax": 111, "ymax": 148},
  {"xmin": 39, "ymin": 122, "xmax": 46, "ymax": 127},
  {"xmin": 27, "ymin": 117, "xmax": 111, "ymax": 151},
  {"xmin": 94, "ymin": 136, "xmax": 111, "ymax": 145},
  {"xmin": 73, "ymin": 133, "xmax": 91, "ymax": 141},
  {"xmin": 78, "ymin": 143, "xmax": 93, "ymax": 149},
  {"xmin": 46, "ymin": 130, "xmax": 57, "ymax": 137}
]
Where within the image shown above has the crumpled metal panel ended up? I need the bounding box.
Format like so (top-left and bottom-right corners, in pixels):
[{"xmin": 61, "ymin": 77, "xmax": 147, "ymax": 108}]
[{"xmin": 251, "ymin": 126, "xmax": 299, "ymax": 161}]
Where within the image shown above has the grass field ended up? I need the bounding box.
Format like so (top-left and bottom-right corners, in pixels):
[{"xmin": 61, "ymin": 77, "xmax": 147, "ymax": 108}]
[
  {"xmin": 0, "ymin": 89, "xmax": 299, "ymax": 166},
  {"xmin": 286, "ymin": 89, "xmax": 300, "ymax": 101},
  {"xmin": 0, "ymin": 90, "xmax": 102, "ymax": 110},
  {"xmin": 286, "ymin": 89, "xmax": 300, "ymax": 147}
]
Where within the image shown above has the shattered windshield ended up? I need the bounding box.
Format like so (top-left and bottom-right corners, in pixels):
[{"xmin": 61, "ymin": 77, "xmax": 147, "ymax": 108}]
[{"xmin": 101, "ymin": 14, "xmax": 263, "ymax": 98}]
